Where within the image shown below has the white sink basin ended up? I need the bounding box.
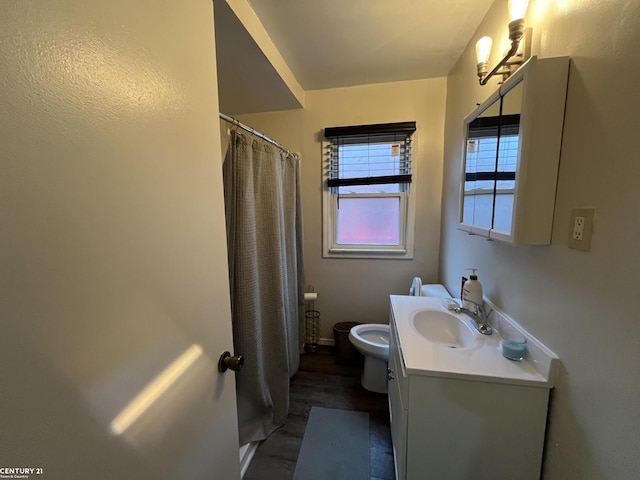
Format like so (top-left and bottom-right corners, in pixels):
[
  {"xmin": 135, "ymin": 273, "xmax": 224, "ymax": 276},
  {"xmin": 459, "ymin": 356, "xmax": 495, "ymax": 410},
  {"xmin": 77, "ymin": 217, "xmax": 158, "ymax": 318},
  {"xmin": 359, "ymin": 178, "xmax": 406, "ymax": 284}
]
[
  {"xmin": 410, "ymin": 308, "xmax": 476, "ymax": 349},
  {"xmin": 390, "ymin": 296, "xmax": 558, "ymax": 387}
]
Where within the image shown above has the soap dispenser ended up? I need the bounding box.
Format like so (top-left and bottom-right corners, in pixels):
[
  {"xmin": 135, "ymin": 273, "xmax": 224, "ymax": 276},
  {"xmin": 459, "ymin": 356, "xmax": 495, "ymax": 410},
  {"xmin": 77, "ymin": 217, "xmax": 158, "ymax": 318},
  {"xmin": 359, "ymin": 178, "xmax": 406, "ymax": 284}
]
[{"xmin": 462, "ymin": 268, "xmax": 483, "ymax": 310}]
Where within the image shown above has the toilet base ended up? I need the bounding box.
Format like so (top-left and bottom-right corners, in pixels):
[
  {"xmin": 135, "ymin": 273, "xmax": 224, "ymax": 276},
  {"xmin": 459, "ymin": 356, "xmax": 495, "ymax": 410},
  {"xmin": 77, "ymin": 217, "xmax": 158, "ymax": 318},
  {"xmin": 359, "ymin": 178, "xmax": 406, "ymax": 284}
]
[{"xmin": 360, "ymin": 356, "xmax": 388, "ymax": 394}]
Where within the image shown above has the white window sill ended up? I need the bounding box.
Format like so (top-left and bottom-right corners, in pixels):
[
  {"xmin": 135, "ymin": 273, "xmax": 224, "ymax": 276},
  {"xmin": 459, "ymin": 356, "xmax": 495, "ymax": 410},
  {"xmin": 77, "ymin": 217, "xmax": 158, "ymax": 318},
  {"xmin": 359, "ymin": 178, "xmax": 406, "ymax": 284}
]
[{"xmin": 324, "ymin": 247, "xmax": 412, "ymax": 260}]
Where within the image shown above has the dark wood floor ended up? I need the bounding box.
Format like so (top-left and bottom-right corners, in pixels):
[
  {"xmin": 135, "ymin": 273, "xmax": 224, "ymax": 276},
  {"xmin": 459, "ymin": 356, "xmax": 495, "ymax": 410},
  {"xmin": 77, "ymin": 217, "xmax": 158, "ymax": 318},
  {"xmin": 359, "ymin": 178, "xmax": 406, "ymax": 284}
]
[{"xmin": 242, "ymin": 346, "xmax": 395, "ymax": 480}]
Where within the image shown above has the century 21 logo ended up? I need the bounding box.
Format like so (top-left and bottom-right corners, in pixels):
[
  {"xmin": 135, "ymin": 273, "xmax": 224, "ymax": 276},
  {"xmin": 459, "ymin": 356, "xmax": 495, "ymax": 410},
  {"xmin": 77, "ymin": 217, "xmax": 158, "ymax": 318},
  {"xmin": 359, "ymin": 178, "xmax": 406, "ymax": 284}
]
[{"xmin": 0, "ymin": 468, "xmax": 44, "ymax": 476}]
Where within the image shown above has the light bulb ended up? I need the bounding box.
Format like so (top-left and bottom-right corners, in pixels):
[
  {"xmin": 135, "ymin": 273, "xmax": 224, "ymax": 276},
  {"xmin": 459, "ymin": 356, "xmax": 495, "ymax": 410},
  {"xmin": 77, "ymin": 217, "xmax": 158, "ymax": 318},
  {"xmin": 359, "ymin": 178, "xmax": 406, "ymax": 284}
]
[
  {"xmin": 476, "ymin": 36, "xmax": 493, "ymax": 64},
  {"xmin": 508, "ymin": 0, "xmax": 529, "ymax": 21}
]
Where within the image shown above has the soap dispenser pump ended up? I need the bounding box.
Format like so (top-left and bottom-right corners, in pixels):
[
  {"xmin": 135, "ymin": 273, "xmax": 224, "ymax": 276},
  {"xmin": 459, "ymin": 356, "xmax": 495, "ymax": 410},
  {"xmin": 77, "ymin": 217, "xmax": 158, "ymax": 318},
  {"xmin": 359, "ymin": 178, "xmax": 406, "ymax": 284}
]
[{"xmin": 462, "ymin": 268, "xmax": 483, "ymax": 310}]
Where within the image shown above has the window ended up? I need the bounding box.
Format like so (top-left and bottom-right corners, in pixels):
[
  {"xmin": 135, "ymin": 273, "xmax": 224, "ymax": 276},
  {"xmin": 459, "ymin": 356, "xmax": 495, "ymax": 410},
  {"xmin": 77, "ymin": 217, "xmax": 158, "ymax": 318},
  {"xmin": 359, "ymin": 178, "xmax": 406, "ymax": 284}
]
[{"xmin": 322, "ymin": 121, "xmax": 417, "ymax": 258}]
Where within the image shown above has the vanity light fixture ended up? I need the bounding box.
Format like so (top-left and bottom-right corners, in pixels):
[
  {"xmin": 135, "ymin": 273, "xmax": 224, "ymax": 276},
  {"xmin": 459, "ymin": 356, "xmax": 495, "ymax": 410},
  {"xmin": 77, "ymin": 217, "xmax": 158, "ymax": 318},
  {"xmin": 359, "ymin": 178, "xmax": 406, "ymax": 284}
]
[{"xmin": 476, "ymin": 0, "xmax": 530, "ymax": 85}]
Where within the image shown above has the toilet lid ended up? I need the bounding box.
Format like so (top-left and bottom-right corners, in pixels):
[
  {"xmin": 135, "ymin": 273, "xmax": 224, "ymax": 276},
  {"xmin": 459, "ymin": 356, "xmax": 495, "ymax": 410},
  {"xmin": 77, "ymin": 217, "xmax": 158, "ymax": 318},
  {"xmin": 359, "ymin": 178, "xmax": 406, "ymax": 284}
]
[{"xmin": 410, "ymin": 276, "xmax": 422, "ymax": 296}]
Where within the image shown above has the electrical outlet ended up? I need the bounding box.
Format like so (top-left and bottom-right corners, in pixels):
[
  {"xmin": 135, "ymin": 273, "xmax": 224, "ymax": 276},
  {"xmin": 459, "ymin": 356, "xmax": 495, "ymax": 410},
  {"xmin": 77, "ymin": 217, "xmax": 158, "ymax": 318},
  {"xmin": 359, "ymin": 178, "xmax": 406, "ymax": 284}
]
[
  {"xmin": 572, "ymin": 216, "xmax": 584, "ymax": 240},
  {"xmin": 568, "ymin": 208, "xmax": 595, "ymax": 252}
]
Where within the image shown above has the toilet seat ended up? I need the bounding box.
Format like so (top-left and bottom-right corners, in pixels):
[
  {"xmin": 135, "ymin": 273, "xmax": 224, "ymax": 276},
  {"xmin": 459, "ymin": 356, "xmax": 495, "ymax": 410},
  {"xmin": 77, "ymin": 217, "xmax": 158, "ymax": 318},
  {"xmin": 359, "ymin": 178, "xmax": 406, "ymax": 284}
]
[{"xmin": 349, "ymin": 324, "xmax": 390, "ymax": 360}]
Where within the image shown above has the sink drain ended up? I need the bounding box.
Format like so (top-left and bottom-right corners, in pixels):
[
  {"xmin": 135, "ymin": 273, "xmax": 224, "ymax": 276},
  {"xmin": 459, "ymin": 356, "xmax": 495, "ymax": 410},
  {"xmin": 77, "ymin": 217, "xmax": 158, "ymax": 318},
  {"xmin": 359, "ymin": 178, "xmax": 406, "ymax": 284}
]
[{"xmin": 447, "ymin": 345, "xmax": 457, "ymax": 349}]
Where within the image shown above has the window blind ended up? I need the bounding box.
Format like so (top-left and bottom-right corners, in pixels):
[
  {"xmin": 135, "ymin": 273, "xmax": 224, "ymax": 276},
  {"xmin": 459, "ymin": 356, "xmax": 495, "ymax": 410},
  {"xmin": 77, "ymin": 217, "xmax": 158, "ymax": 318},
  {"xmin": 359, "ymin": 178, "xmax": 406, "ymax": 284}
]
[
  {"xmin": 324, "ymin": 122, "xmax": 416, "ymax": 189},
  {"xmin": 467, "ymin": 114, "xmax": 520, "ymax": 138}
]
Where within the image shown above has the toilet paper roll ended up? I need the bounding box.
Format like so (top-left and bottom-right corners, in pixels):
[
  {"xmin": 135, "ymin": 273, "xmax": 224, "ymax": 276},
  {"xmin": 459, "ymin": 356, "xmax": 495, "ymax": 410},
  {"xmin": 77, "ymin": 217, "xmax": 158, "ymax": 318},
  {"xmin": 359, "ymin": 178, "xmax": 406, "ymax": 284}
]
[
  {"xmin": 304, "ymin": 292, "xmax": 318, "ymax": 302},
  {"xmin": 409, "ymin": 277, "xmax": 422, "ymax": 296}
]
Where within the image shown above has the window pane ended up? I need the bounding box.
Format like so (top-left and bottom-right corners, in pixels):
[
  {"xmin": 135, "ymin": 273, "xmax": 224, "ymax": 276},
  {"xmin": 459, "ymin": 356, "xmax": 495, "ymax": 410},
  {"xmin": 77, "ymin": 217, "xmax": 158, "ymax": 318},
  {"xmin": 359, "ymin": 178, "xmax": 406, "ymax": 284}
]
[
  {"xmin": 472, "ymin": 193, "xmax": 494, "ymax": 229},
  {"xmin": 493, "ymin": 192, "xmax": 515, "ymax": 233},
  {"xmin": 336, "ymin": 197, "xmax": 400, "ymax": 245},
  {"xmin": 463, "ymin": 136, "xmax": 497, "ymax": 227},
  {"xmin": 475, "ymin": 136, "xmax": 498, "ymax": 173},
  {"xmin": 494, "ymin": 133, "xmax": 519, "ymax": 233},
  {"xmin": 338, "ymin": 183, "xmax": 401, "ymax": 194}
]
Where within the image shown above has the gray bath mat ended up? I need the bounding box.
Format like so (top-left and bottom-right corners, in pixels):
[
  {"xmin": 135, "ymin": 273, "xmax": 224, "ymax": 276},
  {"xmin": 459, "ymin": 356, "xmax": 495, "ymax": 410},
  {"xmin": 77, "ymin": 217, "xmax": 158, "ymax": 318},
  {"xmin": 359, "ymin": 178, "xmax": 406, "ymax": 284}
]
[{"xmin": 293, "ymin": 406, "xmax": 369, "ymax": 480}]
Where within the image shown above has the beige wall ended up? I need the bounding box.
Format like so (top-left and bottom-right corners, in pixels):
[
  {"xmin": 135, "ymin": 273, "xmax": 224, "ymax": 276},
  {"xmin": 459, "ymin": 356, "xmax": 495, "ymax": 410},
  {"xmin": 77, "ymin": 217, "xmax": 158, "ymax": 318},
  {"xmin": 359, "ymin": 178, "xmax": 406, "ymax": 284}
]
[
  {"xmin": 235, "ymin": 78, "xmax": 447, "ymax": 339},
  {"xmin": 441, "ymin": 1, "xmax": 639, "ymax": 478}
]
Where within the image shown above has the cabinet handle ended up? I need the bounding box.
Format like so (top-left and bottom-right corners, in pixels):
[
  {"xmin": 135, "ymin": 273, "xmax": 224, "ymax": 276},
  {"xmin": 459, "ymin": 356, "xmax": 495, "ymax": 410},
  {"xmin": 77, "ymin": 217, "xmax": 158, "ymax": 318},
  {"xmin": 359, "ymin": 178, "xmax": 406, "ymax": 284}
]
[{"xmin": 387, "ymin": 368, "xmax": 395, "ymax": 381}]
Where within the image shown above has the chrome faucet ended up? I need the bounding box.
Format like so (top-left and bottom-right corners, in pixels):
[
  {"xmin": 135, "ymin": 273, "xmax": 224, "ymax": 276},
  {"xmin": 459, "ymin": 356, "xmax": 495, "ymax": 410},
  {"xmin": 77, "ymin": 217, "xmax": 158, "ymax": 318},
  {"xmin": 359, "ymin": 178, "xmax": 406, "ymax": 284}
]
[{"xmin": 454, "ymin": 299, "xmax": 493, "ymax": 335}]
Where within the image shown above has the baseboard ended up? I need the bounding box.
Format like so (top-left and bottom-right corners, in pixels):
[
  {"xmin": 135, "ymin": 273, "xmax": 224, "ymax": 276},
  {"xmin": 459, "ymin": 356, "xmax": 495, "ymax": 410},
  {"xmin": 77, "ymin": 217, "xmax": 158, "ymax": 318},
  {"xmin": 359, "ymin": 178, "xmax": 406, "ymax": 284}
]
[{"xmin": 301, "ymin": 338, "xmax": 335, "ymax": 352}]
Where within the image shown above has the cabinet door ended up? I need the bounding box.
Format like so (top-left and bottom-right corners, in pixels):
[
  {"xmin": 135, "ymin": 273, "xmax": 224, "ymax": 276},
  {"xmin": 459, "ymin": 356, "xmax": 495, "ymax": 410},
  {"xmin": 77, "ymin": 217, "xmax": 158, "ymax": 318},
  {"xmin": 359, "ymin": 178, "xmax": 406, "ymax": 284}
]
[
  {"xmin": 491, "ymin": 82, "xmax": 523, "ymax": 236},
  {"xmin": 460, "ymin": 94, "xmax": 501, "ymax": 237},
  {"xmin": 462, "ymin": 87, "xmax": 522, "ymax": 237},
  {"xmin": 388, "ymin": 317, "xmax": 408, "ymax": 480},
  {"xmin": 388, "ymin": 341, "xmax": 407, "ymax": 479}
]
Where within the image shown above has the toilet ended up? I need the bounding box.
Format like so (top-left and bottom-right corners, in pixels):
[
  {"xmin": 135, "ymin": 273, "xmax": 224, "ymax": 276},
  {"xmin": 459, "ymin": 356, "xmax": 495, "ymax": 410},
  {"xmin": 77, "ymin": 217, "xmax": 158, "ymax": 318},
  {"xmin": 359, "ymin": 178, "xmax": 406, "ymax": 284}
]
[
  {"xmin": 348, "ymin": 324, "xmax": 390, "ymax": 394},
  {"xmin": 348, "ymin": 282, "xmax": 451, "ymax": 394}
]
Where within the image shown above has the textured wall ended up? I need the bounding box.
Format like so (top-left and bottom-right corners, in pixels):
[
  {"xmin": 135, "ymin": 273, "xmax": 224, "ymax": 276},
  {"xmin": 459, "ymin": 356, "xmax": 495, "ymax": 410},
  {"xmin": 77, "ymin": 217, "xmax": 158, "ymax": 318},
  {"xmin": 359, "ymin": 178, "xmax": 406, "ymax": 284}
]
[{"xmin": 440, "ymin": 1, "xmax": 640, "ymax": 478}]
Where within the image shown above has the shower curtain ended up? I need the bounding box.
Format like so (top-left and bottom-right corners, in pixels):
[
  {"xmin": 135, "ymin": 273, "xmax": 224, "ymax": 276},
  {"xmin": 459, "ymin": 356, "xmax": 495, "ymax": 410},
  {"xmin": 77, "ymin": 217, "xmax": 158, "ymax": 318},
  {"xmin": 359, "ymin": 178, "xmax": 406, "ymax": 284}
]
[{"xmin": 223, "ymin": 129, "xmax": 304, "ymax": 445}]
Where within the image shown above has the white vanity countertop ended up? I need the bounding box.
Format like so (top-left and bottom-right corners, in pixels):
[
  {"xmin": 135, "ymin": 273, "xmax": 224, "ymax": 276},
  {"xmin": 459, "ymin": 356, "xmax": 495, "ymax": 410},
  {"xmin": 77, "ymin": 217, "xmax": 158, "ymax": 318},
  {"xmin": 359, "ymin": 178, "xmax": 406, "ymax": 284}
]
[{"xmin": 390, "ymin": 295, "xmax": 558, "ymax": 388}]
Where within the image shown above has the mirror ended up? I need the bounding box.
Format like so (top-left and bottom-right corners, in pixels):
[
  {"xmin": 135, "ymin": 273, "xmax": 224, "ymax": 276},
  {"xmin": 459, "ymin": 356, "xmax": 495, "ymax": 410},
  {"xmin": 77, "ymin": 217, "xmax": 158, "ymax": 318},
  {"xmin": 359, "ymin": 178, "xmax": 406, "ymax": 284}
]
[
  {"xmin": 462, "ymin": 99, "xmax": 500, "ymax": 232},
  {"xmin": 461, "ymin": 80, "xmax": 523, "ymax": 236},
  {"xmin": 493, "ymin": 81, "xmax": 522, "ymax": 234}
]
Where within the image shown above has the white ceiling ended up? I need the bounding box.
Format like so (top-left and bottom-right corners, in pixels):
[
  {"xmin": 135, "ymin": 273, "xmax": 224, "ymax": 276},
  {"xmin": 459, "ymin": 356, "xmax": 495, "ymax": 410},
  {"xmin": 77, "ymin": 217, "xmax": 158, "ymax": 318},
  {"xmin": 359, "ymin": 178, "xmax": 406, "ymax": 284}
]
[{"xmin": 215, "ymin": 0, "xmax": 495, "ymax": 114}]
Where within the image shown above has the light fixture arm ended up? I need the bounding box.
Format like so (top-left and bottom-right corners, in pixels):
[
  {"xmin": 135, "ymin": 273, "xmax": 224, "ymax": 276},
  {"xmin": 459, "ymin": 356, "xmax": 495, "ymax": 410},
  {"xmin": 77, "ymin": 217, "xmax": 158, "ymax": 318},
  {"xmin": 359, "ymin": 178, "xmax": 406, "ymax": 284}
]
[
  {"xmin": 478, "ymin": 39, "xmax": 520, "ymax": 86},
  {"xmin": 477, "ymin": 18, "xmax": 527, "ymax": 86}
]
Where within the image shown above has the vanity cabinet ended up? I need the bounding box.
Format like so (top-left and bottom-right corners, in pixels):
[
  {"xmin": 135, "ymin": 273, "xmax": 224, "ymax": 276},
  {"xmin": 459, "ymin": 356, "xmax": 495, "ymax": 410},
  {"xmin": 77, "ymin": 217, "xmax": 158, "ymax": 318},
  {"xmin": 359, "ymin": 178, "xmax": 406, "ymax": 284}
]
[
  {"xmin": 388, "ymin": 306, "xmax": 552, "ymax": 480},
  {"xmin": 459, "ymin": 56, "xmax": 570, "ymax": 245}
]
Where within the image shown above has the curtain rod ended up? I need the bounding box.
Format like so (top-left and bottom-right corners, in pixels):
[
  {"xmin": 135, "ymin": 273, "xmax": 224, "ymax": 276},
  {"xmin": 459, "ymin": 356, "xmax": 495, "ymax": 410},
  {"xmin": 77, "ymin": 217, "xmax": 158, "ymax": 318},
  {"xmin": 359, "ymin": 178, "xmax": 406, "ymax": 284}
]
[{"xmin": 219, "ymin": 112, "xmax": 290, "ymax": 154}]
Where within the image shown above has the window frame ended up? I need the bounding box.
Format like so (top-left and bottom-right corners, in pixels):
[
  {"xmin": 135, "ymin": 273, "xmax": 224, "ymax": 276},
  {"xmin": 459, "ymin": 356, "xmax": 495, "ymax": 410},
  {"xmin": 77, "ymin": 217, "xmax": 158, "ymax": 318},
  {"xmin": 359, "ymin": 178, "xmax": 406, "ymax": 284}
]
[{"xmin": 322, "ymin": 122, "xmax": 417, "ymax": 259}]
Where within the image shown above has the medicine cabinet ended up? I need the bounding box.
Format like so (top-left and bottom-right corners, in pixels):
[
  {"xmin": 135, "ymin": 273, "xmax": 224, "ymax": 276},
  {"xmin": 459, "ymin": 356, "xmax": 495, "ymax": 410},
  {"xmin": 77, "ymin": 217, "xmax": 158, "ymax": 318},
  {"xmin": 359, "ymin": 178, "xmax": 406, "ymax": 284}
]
[{"xmin": 459, "ymin": 56, "xmax": 570, "ymax": 245}]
